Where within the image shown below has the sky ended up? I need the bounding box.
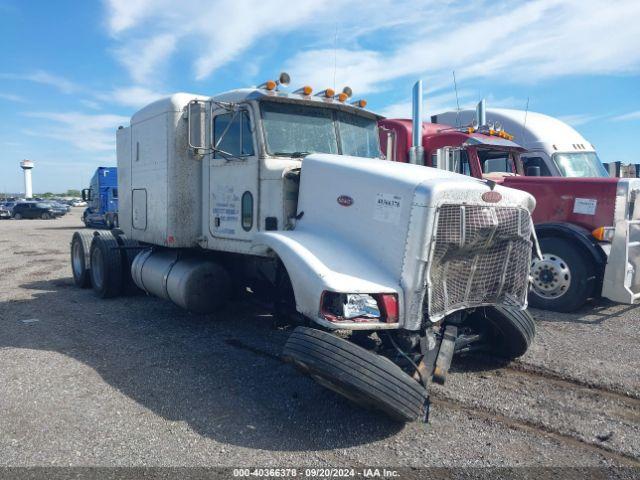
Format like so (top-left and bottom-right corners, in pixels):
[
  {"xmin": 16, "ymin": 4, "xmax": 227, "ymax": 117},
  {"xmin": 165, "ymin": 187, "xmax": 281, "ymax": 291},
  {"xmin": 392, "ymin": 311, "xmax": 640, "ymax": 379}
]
[{"xmin": 1, "ymin": 0, "xmax": 639, "ymax": 193}]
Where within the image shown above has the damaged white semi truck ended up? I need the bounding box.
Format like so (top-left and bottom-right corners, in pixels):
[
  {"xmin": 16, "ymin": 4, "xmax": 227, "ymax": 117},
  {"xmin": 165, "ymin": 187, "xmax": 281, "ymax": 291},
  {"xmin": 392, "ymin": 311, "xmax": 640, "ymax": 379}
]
[{"xmin": 70, "ymin": 74, "xmax": 537, "ymax": 422}]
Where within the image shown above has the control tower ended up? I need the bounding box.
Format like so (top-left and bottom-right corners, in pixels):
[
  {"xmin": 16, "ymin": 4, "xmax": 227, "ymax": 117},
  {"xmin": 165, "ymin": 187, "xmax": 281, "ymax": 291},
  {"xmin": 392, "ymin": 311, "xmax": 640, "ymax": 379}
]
[{"xmin": 20, "ymin": 160, "xmax": 34, "ymax": 198}]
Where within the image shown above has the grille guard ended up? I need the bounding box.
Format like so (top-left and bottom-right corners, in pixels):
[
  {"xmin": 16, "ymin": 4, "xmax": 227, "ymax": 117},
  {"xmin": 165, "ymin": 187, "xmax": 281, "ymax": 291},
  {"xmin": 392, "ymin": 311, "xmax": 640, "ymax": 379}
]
[{"xmin": 425, "ymin": 204, "xmax": 533, "ymax": 322}]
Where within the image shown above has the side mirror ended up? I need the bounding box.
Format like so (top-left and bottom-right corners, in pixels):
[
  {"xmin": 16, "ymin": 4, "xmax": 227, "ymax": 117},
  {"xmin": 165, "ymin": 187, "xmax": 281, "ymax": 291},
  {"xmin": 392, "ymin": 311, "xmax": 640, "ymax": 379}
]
[
  {"xmin": 526, "ymin": 166, "xmax": 541, "ymax": 177},
  {"xmin": 81, "ymin": 188, "xmax": 91, "ymax": 201},
  {"xmin": 187, "ymin": 100, "xmax": 207, "ymax": 156}
]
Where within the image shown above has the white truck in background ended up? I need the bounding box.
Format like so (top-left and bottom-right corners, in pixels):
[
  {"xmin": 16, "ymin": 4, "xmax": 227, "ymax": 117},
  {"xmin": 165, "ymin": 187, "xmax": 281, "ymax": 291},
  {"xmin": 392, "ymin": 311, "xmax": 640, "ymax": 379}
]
[
  {"xmin": 69, "ymin": 73, "xmax": 538, "ymax": 422},
  {"xmin": 432, "ymin": 107, "xmax": 609, "ymax": 178}
]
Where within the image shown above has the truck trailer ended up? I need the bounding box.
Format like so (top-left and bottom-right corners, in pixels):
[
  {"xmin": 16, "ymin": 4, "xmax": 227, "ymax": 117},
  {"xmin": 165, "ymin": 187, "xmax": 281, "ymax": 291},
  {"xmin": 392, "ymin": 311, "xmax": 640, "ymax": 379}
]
[
  {"xmin": 431, "ymin": 106, "xmax": 609, "ymax": 178},
  {"xmin": 381, "ymin": 90, "xmax": 640, "ymax": 312},
  {"xmin": 81, "ymin": 167, "xmax": 119, "ymax": 229},
  {"xmin": 70, "ymin": 74, "xmax": 538, "ymax": 421}
]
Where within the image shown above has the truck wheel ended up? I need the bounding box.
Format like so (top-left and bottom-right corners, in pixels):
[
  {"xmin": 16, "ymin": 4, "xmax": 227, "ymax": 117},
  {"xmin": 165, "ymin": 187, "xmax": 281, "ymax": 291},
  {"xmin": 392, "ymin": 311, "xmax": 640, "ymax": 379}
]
[
  {"xmin": 528, "ymin": 237, "xmax": 595, "ymax": 312},
  {"xmin": 283, "ymin": 327, "xmax": 428, "ymax": 422},
  {"xmin": 70, "ymin": 231, "xmax": 95, "ymax": 288},
  {"xmin": 90, "ymin": 233, "xmax": 123, "ymax": 298},
  {"xmin": 470, "ymin": 306, "xmax": 536, "ymax": 359}
]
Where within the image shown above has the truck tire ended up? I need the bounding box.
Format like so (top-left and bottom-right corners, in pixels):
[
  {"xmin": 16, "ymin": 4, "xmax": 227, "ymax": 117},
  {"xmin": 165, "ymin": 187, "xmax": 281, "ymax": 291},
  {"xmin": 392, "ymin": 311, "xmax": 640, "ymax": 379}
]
[
  {"xmin": 70, "ymin": 230, "xmax": 95, "ymax": 288},
  {"xmin": 283, "ymin": 327, "xmax": 428, "ymax": 422},
  {"xmin": 528, "ymin": 237, "xmax": 595, "ymax": 312},
  {"xmin": 89, "ymin": 233, "xmax": 123, "ymax": 298},
  {"xmin": 472, "ymin": 306, "xmax": 536, "ymax": 359}
]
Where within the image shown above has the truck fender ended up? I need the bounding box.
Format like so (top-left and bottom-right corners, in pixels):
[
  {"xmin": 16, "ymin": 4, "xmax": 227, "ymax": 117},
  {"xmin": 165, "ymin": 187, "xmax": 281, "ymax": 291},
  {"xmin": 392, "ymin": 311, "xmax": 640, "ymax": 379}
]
[
  {"xmin": 253, "ymin": 230, "xmax": 399, "ymax": 322},
  {"xmin": 534, "ymin": 222, "xmax": 607, "ymax": 276}
]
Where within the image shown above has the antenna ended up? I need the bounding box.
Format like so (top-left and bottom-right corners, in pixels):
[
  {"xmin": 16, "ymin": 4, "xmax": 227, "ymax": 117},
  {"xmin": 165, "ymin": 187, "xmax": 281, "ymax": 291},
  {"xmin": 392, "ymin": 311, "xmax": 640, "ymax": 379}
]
[
  {"xmin": 453, "ymin": 71, "xmax": 461, "ymax": 127},
  {"xmin": 521, "ymin": 96, "xmax": 530, "ymax": 143},
  {"xmin": 332, "ymin": 23, "xmax": 338, "ymax": 92}
]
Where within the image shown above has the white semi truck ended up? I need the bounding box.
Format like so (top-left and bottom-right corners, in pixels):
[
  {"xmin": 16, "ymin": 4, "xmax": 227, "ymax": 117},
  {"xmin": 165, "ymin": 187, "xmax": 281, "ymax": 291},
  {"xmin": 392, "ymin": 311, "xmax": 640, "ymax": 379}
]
[
  {"xmin": 70, "ymin": 74, "xmax": 538, "ymax": 422},
  {"xmin": 432, "ymin": 107, "xmax": 609, "ymax": 178}
]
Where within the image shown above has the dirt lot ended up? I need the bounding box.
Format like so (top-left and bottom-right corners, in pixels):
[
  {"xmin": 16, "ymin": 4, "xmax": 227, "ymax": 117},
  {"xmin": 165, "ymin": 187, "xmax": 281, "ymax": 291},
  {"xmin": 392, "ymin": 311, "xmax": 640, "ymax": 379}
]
[{"xmin": 0, "ymin": 209, "xmax": 639, "ymax": 468}]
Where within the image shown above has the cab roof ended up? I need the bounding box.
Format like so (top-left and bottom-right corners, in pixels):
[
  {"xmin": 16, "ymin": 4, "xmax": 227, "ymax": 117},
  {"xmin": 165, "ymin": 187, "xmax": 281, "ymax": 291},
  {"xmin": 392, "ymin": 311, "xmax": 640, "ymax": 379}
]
[{"xmin": 130, "ymin": 89, "xmax": 379, "ymax": 125}]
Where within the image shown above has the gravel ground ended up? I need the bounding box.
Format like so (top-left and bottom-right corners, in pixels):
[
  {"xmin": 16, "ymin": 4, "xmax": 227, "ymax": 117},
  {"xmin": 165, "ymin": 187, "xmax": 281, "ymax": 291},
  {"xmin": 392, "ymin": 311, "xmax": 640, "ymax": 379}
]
[{"xmin": 0, "ymin": 209, "xmax": 639, "ymax": 468}]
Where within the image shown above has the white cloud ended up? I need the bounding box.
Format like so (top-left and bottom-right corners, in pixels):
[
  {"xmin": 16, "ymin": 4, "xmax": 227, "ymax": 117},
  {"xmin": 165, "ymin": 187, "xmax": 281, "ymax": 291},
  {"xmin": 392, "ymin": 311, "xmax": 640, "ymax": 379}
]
[
  {"xmin": 105, "ymin": 0, "xmax": 154, "ymax": 34},
  {"xmin": 80, "ymin": 99, "xmax": 102, "ymax": 110},
  {"xmin": 287, "ymin": 0, "xmax": 640, "ymax": 98},
  {"xmin": 97, "ymin": 85, "xmax": 167, "ymax": 109},
  {"xmin": 23, "ymin": 111, "xmax": 129, "ymax": 151},
  {"xmin": 114, "ymin": 33, "xmax": 177, "ymax": 84},
  {"xmin": 558, "ymin": 114, "xmax": 601, "ymax": 127},
  {"xmin": 0, "ymin": 70, "xmax": 79, "ymax": 94},
  {"xmin": 611, "ymin": 111, "xmax": 640, "ymax": 122},
  {"xmin": 0, "ymin": 92, "xmax": 26, "ymax": 103}
]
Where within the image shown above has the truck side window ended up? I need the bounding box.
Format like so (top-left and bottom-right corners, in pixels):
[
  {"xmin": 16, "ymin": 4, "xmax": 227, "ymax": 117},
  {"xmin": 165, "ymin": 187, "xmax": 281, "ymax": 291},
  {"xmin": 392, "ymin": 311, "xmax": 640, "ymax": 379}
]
[
  {"xmin": 112, "ymin": 188, "xmax": 118, "ymax": 199},
  {"xmin": 213, "ymin": 111, "xmax": 254, "ymax": 159}
]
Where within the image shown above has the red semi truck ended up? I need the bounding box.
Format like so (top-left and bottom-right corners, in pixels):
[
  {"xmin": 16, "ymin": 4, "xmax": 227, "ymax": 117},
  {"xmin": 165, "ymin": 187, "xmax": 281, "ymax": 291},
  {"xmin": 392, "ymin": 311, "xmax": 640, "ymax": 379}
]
[{"xmin": 379, "ymin": 92, "xmax": 640, "ymax": 312}]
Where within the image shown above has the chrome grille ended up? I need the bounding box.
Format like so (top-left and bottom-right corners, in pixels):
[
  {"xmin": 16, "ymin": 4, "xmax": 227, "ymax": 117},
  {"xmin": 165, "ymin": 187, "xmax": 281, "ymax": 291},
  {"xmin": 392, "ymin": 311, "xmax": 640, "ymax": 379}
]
[{"xmin": 426, "ymin": 204, "xmax": 532, "ymax": 320}]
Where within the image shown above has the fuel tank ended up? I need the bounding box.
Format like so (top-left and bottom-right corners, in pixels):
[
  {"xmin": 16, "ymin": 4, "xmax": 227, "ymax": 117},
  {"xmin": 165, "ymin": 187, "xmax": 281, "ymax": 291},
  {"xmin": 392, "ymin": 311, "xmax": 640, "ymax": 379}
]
[{"xmin": 131, "ymin": 249, "xmax": 230, "ymax": 313}]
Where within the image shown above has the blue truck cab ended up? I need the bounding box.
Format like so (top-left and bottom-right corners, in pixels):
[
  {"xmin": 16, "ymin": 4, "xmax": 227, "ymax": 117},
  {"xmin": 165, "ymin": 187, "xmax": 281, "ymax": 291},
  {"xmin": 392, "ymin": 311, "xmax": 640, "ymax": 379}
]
[{"xmin": 82, "ymin": 167, "xmax": 119, "ymax": 229}]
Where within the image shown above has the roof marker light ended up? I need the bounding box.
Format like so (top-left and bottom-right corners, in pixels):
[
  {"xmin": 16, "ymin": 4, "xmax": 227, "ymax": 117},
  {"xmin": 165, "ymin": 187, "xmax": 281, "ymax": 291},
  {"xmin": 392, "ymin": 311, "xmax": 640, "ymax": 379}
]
[
  {"xmin": 351, "ymin": 99, "xmax": 367, "ymax": 108},
  {"xmin": 336, "ymin": 87, "xmax": 352, "ymax": 102},
  {"xmin": 294, "ymin": 86, "xmax": 313, "ymax": 96},
  {"xmin": 259, "ymin": 72, "xmax": 291, "ymax": 91}
]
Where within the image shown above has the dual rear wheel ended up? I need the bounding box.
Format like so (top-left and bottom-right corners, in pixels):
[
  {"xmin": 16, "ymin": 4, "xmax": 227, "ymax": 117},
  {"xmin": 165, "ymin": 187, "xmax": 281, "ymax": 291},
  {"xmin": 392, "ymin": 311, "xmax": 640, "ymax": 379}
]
[{"xmin": 70, "ymin": 230, "xmax": 139, "ymax": 297}]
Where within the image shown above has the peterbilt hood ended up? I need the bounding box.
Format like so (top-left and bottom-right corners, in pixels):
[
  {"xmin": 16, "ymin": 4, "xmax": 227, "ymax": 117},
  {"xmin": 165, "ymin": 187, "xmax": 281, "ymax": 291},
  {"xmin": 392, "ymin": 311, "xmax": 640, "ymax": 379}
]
[
  {"xmin": 294, "ymin": 154, "xmax": 535, "ymax": 325},
  {"xmin": 297, "ymin": 154, "xmax": 535, "ymax": 216}
]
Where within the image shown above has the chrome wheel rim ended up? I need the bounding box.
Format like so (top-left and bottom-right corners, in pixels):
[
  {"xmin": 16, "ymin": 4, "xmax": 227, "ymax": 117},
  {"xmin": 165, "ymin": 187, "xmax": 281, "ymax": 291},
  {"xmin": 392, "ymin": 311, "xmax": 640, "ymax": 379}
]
[
  {"xmin": 72, "ymin": 240, "xmax": 84, "ymax": 277},
  {"xmin": 531, "ymin": 253, "xmax": 571, "ymax": 299}
]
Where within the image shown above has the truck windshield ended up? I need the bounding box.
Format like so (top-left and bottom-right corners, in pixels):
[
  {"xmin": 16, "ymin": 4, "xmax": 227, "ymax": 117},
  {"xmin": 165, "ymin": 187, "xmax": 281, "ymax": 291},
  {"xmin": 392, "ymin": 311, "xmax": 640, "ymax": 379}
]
[
  {"xmin": 552, "ymin": 152, "xmax": 608, "ymax": 177},
  {"xmin": 477, "ymin": 149, "xmax": 516, "ymax": 174},
  {"xmin": 261, "ymin": 102, "xmax": 379, "ymax": 158}
]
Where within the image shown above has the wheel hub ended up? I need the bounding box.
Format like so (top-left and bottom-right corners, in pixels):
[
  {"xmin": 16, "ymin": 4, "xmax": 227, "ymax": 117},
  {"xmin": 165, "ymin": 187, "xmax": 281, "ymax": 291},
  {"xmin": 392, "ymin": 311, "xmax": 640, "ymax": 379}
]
[{"xmin": 531, "ymin": 253, "xmax": 571, "ymax": 299}]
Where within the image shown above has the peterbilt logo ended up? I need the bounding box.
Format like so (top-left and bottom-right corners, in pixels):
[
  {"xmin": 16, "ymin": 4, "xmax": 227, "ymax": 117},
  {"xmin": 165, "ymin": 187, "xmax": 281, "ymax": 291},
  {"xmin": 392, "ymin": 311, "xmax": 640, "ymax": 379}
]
[
  {"xmin": 337, "ymin": 195, "xmax": 354, "ymax": 206},
  {"xmin": 482, "ymin": 191, "xmax": 502, "ymax": 203}
]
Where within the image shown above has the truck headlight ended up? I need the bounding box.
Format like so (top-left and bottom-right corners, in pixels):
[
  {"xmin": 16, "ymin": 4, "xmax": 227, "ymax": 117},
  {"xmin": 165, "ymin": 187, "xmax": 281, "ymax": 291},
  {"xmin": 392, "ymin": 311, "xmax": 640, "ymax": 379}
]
[{"xmin": 320, "ymin": 292, "xmax": 398, "ymax": 323}]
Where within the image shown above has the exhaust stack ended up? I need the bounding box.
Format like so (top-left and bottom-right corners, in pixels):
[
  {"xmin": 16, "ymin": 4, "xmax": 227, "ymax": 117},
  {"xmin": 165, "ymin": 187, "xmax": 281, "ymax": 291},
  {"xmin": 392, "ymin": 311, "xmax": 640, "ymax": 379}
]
[
  {"xmin": 409, "ymin": 80, "xmax": 424, "ymax": 165},
  {"xmin": 476, "ymin": 99, "xmax": 486, "ymax": 127}
]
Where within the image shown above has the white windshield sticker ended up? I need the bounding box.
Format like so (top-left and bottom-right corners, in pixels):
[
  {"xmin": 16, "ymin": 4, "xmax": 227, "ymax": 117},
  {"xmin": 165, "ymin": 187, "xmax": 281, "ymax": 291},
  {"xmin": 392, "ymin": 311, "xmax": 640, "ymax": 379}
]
[
  {"xmin": 573, "ymin": 198, "xmax": 597, "ymax": 215},
  {"xmin": 374, "ymin": 193, "xmax": 402, "ymax": 224}
]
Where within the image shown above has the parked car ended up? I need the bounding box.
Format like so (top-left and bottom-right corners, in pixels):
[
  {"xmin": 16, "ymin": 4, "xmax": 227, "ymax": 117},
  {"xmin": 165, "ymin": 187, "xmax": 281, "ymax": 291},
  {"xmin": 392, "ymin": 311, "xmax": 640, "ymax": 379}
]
[
  {"xmin": 0, "ymin": 204, "xmax": 11, "ymax": 219},
  {"xmin": 3, "ymin": 201, "xmax": 17, "ymax": 213},
  {"xmin": 71, "ymin": 199, "xmax": 87, "ymax": 207},
  {"xmin": 12, "ymin": 202, "xmax": 56, "ymax": 219},
  {"xmin": 48, "ymin": 201, "xmax": 70, "ymax": 216}
]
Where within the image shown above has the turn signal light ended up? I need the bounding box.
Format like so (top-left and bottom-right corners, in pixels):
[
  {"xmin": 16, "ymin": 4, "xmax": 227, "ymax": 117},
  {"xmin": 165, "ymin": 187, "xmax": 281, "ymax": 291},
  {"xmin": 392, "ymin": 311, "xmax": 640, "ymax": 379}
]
[
  {"xmin": 337, "ymin": 92, "xmax": 348, "ymax": 102},
  {"xmin": 592, "ymin": 226, "xmax": 615, "ymax": 242},
  {"xmin": 351, "ymin": 99, "xmax": 367, "ymax": 108},
  {"xmin": 265, "ymin": 80, "xmax": 277, "ymax": 91},
  {"xmin": 325, "ymin": 88, "xmax": 335, "ymax": 98}
]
